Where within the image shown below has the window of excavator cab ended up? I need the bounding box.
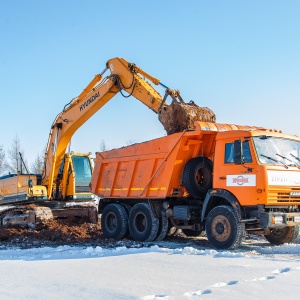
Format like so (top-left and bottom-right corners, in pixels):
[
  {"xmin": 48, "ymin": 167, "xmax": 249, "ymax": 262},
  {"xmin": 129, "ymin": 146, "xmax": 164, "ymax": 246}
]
[
  {"xmin": 225, "ymin": 140, "xmax": 252, "ymax": 163},
  {"xmin": 71, "ymin": 155, "xmax": 92, "ymax": 187}
]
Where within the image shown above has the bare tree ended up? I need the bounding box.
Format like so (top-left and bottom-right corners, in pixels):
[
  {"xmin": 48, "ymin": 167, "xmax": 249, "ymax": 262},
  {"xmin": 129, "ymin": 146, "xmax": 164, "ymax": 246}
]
[
  {"xmin": 0, "ymin": 144, "xmax": 6, "ymax": 175},
  {"xmin": 126, "ymin": 139, "xmax": 136, "ymax": 146},
  {"xmin": 6, "ymin": 135, "xmax": 27, "ymax": 174},
  {"xmin": 31, "ymin": 152, "xmax": 44, "ymax": 174},
  {"xmin": 99, "ymin": 139, "xmax": 108, "ymax": 152}
]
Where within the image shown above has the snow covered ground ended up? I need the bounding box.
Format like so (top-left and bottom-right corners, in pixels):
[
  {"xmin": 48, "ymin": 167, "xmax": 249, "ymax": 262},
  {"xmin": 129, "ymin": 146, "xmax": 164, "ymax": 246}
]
[{"xmin": 1, "ymin": 236, "xmax": 300, "ymax": 300}]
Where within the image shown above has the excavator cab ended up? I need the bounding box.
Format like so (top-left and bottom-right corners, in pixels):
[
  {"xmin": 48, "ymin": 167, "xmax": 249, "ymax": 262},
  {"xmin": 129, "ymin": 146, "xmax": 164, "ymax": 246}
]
[
  {"xmin": 49, "ymin": 152, "xmax": 97, "ymax": 223},
  {"xmin": 54, "ymin": 152, "xmax": 94, "ymax": 202}
]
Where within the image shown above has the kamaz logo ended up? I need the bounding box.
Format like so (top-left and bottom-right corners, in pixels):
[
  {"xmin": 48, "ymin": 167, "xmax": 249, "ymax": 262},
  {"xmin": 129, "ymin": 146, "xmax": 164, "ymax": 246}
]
[
  {"xmin": 80, "ymin": 91, "xmax": 100, "ymax": 111},
  {"xmin": 290, "ymin": 191, "xmax": 300, "ymax": 197}
]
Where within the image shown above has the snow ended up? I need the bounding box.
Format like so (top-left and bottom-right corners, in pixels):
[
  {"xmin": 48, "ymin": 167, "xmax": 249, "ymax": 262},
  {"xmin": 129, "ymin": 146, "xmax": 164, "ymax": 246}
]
[{"xmin": 1, "ymin": 237, "xmax": 300, "ymax": 300}]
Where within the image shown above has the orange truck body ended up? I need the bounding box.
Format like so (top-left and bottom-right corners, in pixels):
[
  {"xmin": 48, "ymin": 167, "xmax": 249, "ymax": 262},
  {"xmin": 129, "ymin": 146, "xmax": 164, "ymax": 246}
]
[{"xmin": 90, "ymin": 122, "xmax": 300, "ymax": 249}]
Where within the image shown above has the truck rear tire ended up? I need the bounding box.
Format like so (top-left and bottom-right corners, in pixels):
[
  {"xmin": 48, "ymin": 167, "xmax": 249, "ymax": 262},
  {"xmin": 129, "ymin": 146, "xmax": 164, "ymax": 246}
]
[
  {"xmin": 206, "ymin": 205, "xmax": 245, "ymax": 250},
  {"xmin": 101, "ymin": 204, "xmax": 128, "ymax": 239},
  {"xmin": 182, "ymin": 156, "xmax": 213, "ymax": 198},
  {"xmin": 155, "ymin": 216, "xmax": 169, "ymax": 241},
  {"xmin": 129, "ymin": 203, "xmax": 159, "ymax": 242},
  {"xmin": 121, "ymin": 203, "xmax": 132, "ymax": 215},
  {"xmin": 264, "ymin": 225, "xmax": 299, "ymax": 245},
  {"xmin": 121, "ymin": 203, "xmax": 132, "ymax": 238}
]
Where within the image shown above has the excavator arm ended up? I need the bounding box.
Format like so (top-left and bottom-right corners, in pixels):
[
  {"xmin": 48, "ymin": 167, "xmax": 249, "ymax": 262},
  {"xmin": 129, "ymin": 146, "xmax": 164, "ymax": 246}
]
[{"xmin": 43, "ymin": 57, "xmax": 215, "ymax": 199}]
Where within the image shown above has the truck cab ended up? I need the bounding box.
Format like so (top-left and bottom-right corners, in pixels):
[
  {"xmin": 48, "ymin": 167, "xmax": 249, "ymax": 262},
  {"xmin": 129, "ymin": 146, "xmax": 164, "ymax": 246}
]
[
  {"xmin": 202, "ymin": 130, "xmax": 300, "ymax": 247},
  {"xmin": 213, "ymin": 130, "xmax": 300, "ymax": 213}
]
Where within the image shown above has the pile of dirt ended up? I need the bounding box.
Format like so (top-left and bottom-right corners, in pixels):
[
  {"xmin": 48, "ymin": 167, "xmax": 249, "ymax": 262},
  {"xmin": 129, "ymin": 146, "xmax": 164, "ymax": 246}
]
[
  {"xmin": 0, "ymin": 218, "xmax": 148, "ymax": 249},
  {"xmin": 0, "ymin": 218, "xmax": 103, "ymax": 248},
  {"xmin": 158, "ymin": 100, "xmax": 216, "ymax": 135}
]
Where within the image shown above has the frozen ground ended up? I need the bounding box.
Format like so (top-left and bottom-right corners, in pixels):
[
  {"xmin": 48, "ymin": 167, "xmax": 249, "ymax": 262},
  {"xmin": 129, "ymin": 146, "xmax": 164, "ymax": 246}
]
[{"xmin": 0, "ymin": 235, "xmax": 299, "ymax": 300}]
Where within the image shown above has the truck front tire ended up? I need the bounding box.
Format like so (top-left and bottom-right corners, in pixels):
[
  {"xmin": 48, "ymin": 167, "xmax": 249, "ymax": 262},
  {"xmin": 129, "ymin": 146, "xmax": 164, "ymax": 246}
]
[
  {"xmin": 129, "ymin": 203, "xmax": 159, "ymax": 242},
  {"xmin": 206, "ymin": 205, "xmax": 245, "ymax": 250},
  {"xmin": 101, "ymin": 204, "xmax": 128, "ymax": 239},
  {"xmin": 264, "ymin": 225, "xmax": 299, "ymax": 245}
]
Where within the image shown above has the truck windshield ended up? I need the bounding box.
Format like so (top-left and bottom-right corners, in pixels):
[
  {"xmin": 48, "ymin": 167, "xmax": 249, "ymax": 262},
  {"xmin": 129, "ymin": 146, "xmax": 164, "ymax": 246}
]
[
  {"xmin": 253, "ymin": 136, "xmax": 300, "ymax": 166},
  {"xmin": 71, "ymin": 155, "xmax": 92, "ymax": 189}
]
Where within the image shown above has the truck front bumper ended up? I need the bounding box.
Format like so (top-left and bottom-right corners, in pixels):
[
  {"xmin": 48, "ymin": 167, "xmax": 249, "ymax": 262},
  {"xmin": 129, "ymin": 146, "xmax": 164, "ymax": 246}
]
[{"xmin": 259, "ymin": 212, "xmax": 300, "ymax": 228}]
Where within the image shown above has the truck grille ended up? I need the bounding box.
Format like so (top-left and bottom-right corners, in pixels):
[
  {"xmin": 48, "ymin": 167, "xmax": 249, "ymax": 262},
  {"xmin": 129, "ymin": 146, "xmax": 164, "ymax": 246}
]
[{"xmin": 268, "ymin": 189, "xmax": 300, "ymax": 204}]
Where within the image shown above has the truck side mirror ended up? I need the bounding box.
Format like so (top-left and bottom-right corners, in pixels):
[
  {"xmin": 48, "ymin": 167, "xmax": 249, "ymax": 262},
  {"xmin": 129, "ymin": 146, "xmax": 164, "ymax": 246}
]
[{"xmin": 233, "ymin": 140, "xmax": 243, "ymax": 164}]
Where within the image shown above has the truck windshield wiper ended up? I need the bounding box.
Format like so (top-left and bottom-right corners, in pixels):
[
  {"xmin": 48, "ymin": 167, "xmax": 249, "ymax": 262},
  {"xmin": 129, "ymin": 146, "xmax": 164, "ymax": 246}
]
[
  {"xmin": 261, "ymin": 154, "xmax": 288, "ymax": 169},
  {"xmin": 276, "ymin": 153, "xmax": 300, "ymax": 168},
  {"xmin": 290, "ymin": 153, "xmax": 300, "ymax": 163}
]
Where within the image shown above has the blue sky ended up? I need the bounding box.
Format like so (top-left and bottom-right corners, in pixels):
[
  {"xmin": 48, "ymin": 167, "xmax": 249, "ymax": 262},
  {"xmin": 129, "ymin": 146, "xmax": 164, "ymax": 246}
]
[{"xmin": 0, "ymin": 0, "xmax": 299, "ymax": 164}]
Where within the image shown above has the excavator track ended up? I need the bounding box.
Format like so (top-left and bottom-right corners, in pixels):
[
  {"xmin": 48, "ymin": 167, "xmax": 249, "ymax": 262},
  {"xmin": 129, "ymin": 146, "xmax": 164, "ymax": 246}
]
[{"xmin": 0, "ymin": 205, "xmax": 53, "ymax": 227}]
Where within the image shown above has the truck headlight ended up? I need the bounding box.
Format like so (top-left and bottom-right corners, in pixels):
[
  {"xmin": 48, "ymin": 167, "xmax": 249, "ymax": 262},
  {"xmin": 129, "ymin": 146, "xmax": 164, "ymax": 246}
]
[
  {"xmin": 272, "ymin": 216, "xmax": 283, "ymax": 224},
  {"xmin": 294, "ymin": 216, "xmax": 300, "ymax": 223}
]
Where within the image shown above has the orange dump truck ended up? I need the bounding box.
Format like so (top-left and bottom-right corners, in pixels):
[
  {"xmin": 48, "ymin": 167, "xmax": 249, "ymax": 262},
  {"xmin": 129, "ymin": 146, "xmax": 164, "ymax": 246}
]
[{"xmin": 90, "ymin": 121, "xmax": 300, "ymax": 249}]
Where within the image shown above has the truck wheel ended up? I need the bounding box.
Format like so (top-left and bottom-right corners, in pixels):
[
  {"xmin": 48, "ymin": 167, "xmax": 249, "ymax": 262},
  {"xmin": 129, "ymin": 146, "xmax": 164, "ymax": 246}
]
[
  {"xmin": 182, "ymin": 156, "xmax": 213, "ymax": 198},
  {"xmin": 182, "ymin": 229, "xmax": 205, "ymax": 237},
  {"xmin": 101, "ymin": 204, "xmax": 128, "ymax": 239},
  {"xmin": 264, "ymin": 225, "xmax": 299, "ymax": 245},
  {"xmin": 121, "ymin": 203, "xmax": 132, "ymax": 215},
  {"xmin": 121, "ymin": 203, "xmax": 132, "ymax": 238},
  {"xmin": 129, "ymin": 203, "xmax": 159, "ymax": 242},
  {"xmin": 155, "ymin": 216, "xmax": 169, "ymax": 241},
  {"xmin": 206, "ymin": 205, "xmax": 245, "ymax": 250}
]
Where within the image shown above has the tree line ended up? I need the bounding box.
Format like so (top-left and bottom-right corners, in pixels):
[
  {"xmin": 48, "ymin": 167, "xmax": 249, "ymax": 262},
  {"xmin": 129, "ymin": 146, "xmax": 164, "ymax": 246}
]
[
  {"xmin": 0, "ymin": 136, "xmax": 44, "ymax": 176},
  {"xmin": 0, "ymin": 137, "xmax": 135, "ymax": 177}
]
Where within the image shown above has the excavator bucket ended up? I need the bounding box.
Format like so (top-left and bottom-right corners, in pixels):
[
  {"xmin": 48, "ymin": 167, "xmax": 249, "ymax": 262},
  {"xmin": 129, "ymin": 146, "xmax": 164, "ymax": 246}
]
[{"xmin": 159, "ymin": 100, "xmax": 216, "ymax": 135}]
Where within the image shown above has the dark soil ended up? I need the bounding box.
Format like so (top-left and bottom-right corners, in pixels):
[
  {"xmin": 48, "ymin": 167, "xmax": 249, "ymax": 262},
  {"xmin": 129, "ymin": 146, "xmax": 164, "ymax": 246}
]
[
  {"xmin": 0, "ymin": 217, "xmax": 211, "ymax": 250},
  {"xmin": 159, "ymin": 100, "xmax": 216, "ymax": 135},
  {"xmin": 0, "ymin": 218, "xmax": 108, "ymax": 249}
]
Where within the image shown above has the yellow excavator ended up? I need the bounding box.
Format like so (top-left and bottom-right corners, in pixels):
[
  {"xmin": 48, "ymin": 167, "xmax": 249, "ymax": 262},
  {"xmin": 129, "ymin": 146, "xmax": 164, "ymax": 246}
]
[{"xmin": 0, "ymin": 57, "xmax": 215, "ymax": 227}]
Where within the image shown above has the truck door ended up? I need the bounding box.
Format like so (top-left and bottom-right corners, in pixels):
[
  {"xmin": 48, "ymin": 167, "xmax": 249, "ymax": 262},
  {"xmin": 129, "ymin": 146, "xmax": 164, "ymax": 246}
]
[{"xmin": 213, "ymin": 138, "xmax": 258, "ymax": 206}]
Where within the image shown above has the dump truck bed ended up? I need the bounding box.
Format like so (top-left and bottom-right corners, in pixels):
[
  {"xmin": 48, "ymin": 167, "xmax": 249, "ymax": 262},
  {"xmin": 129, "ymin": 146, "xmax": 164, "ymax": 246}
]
[{"xmin": 91, "ymin": 130, "xmax": 217, "ymax": 199}]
